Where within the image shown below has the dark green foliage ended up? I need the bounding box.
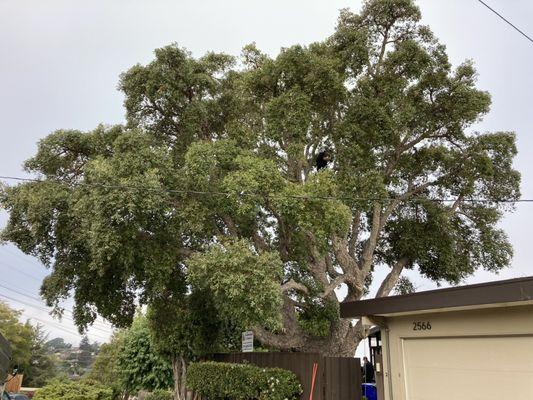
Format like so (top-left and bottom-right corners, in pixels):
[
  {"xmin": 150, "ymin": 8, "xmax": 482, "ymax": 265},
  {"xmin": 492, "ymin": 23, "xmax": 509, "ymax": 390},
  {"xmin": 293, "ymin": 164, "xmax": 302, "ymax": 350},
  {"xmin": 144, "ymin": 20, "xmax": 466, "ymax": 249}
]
[
  {"xmin": 147, "ymin": 286, "xmax": 237, "ymax": 362},
  {"xmin": 23, "ymin": 325, "xmax": 58, "ymax": 387},
  {"xmin": 117, "ymin": 316, "xmax": 173, "ymax": 393},
  {"xmin": 394, "ymin": 277, "xmax": 416, "ymax": 295},
  {"xmin": 45, "ymin": 338, "xmax": 71, "ymax": 353},
  {"xmin": 86, "ymin": 332, "xmax": 126, "ymax": 399},
  {"xmin": 0, "ymin": 301, "xmax": 33, "ymax": 372},
  {"xmin": 0, "ymin": 302, "xmax": 58, "ymax": 386},
  {"xmin": 33, "ymin": 379, "xmax": 113, "ymax": 400},
  {"xmin": 297, "ymin": 299, "xmax": 339, "ymax": 338},
  {"xmin": 186, "ymin": 362, "xmax": 302, "ymax": 400},
  {"xmin": 144, "ymin": 390, "xmax": 173, "ymax": 400},
  {"xmin": 77, "ymin": 336, "xmax": 97, "ymax": 370}
]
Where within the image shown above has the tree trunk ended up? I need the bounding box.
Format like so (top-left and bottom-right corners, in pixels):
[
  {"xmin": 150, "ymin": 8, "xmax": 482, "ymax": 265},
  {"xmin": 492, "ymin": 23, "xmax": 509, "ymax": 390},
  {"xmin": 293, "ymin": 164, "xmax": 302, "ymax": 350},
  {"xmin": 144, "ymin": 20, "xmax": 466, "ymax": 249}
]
[
  {"xmin": 255, "ymin": 316, "xmax": 366, "ymax": 358},
  {"xmin": 171, "ymin": 355, "xmax": 188, "ymax": 400}
]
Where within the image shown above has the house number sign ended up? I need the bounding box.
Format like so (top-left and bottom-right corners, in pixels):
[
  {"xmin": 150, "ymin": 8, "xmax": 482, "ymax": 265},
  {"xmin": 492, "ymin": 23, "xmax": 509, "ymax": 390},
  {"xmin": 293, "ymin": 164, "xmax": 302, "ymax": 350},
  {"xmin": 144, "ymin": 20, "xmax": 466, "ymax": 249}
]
[{"xmin": 412, "ymin": 321, "xmax": 432, "ymax": 331}]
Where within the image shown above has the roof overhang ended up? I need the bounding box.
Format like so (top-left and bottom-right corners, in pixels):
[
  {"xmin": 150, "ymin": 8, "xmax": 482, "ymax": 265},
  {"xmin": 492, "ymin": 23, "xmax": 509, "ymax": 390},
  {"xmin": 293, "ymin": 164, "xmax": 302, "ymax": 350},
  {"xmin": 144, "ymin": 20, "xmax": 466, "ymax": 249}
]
[{"xmin": 340, "ymin": 276, "xmax": 533, "ymax": 318}]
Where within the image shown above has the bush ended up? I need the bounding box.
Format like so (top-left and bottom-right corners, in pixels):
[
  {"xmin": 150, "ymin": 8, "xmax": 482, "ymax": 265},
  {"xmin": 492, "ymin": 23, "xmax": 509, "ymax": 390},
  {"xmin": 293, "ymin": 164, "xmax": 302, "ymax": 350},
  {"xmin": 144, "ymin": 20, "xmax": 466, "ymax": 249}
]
[
  {"xmin": 186, "ymin": 361, "xmax": 302, "ymax": 400},
  {"xmin": 145, "ymin": 390, "xmax": 173, "ymax": 400},
  {"xmin": 33, "ymin": 379, "xmax": 113, "ymax": 400}
]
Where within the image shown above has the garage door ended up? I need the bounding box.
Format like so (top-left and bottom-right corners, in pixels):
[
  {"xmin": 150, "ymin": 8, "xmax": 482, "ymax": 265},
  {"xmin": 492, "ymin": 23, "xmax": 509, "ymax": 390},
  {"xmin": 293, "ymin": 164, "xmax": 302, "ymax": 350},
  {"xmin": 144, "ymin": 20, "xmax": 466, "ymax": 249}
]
[{"xmin": 402, "ymin": 336, "xmax": 533, "ymax": 400}]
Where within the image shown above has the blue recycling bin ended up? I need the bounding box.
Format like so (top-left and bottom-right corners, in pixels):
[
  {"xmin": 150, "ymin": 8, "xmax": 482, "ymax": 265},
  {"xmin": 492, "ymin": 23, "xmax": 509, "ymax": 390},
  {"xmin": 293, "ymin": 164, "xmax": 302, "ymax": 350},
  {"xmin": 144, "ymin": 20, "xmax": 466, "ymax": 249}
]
[{"xmin": 361, "ymin": 383, "xmax": 377, "ymax": 400}]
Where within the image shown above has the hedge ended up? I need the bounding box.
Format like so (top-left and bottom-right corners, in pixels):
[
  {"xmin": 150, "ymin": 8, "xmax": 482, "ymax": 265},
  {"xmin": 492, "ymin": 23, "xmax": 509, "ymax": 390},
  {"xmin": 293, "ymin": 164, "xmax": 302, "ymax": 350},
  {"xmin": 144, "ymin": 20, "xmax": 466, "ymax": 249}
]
[
  {"xmin": 186, "ymin": 361, "xmax": 302, "ymax": 400},
  {"xmin": 32, "ymin": 380, "xmax": 113, "ymax": 400}
]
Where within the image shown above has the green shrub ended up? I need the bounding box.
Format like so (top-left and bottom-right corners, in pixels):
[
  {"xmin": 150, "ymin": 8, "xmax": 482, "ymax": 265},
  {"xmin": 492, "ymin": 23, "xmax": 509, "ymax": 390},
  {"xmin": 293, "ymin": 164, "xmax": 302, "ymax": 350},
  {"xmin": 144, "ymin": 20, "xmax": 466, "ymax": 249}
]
[
  {"xmin": 33, "ymin": 379, "xmax": 113, "ymax": 400},
  {"xmin": 145, "ymin": 389, "xmax": 173, "ymax": 400},
  {"xmin": 186, "ymin": 361, "xmax": 302, "ymax": 400}
]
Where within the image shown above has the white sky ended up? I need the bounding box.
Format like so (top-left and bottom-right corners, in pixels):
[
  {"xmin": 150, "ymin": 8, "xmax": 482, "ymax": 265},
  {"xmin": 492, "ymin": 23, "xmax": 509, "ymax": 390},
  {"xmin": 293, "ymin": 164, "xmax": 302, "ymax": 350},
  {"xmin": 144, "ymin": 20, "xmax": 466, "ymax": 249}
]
[{"xmin": 0, "ymin": 0, "xmax": 532, "ymax": 344}]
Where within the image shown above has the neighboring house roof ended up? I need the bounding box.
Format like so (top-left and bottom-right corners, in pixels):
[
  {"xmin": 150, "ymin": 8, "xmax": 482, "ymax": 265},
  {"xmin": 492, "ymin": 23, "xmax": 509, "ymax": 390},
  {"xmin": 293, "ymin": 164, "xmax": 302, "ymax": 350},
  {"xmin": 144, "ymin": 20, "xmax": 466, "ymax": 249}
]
[{"xmin": 340, "ymin": 276, "xmax": 533, "ymax": 318}]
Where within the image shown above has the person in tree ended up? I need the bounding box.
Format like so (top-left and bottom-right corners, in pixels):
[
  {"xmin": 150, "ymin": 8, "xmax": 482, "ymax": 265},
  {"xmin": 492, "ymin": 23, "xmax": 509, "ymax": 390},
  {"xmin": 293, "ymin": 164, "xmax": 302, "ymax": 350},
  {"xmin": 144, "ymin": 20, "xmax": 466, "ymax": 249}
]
[{"xmin": 315, "ymin": 149, "xmax": 332, "ymax": 170}]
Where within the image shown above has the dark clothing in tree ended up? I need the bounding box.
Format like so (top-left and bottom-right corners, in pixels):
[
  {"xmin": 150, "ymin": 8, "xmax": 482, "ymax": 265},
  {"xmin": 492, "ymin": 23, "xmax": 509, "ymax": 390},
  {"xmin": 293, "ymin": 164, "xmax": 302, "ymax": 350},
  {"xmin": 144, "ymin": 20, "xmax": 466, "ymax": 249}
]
[{"xmin": 315, "ymin": 151, "xmax": 331, "ymax": 170}]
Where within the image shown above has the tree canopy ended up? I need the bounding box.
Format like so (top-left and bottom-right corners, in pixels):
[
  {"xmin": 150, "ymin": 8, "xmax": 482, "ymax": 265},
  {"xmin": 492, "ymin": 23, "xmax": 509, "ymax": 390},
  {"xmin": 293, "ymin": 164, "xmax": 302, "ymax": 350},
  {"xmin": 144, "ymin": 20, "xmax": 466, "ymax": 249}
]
[
  {"xmin": 0, "ymin": 0, "xmax": 520, "ymax": 358},
  {"xmin": 0, "ymin": 301, "xmax": 33, "ymax": 372},
  {"xmin": 0, "ymin": 302, "xmax": 59, "ymax": 386},
  {"xmin": 23, "ymin": 325, "xmax": 58, "ymax": 387}
]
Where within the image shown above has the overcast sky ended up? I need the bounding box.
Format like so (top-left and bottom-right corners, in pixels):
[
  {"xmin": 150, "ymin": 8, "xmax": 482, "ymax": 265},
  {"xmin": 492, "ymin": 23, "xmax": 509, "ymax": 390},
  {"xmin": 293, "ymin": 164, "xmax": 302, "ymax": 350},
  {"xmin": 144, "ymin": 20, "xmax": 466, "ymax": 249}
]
[{"xmin": 0, "ymin": 0, "xmax": 532, "ymax": 344}]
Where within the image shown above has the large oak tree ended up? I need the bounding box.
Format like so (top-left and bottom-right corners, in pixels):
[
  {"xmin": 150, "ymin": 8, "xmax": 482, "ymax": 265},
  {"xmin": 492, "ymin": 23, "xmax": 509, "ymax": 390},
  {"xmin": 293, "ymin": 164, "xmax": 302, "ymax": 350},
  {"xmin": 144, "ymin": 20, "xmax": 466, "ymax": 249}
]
[{"xmin": 1, "ymin": 0, "xmax": 520, "ymax": 364}]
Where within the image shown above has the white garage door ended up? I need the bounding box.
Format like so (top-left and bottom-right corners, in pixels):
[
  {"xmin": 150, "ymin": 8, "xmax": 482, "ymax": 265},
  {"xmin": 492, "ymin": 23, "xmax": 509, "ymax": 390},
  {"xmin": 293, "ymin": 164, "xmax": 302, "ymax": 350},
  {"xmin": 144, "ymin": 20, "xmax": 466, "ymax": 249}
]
[{"xmin": 402, "ymin": 336, "xmax": 533, "ymax": 400}]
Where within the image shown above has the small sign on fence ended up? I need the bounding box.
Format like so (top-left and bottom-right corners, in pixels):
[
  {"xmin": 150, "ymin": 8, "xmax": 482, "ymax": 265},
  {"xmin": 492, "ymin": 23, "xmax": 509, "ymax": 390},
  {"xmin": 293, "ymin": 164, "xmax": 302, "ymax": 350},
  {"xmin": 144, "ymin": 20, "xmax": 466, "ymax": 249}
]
[{"xmin": 241, "ymin": 331, "xmax": 254, "ymax": 353}]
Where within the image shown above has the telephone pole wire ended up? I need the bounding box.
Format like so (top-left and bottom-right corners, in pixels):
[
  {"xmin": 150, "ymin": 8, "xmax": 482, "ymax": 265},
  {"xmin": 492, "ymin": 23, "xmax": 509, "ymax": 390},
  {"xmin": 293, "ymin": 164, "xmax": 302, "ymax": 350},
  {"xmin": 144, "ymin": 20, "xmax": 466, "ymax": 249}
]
[{"xmin": 477, "ymin": 0, "xmax": 533, "ymax": 44}]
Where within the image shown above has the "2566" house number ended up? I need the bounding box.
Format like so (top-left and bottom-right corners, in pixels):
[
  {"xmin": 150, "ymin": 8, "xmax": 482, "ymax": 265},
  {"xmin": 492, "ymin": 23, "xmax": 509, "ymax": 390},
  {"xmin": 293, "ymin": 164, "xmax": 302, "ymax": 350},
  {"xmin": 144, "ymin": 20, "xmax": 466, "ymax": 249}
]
[{"xmin": 412, "ymin": 321, "xmax": 432, "ymax": 331}]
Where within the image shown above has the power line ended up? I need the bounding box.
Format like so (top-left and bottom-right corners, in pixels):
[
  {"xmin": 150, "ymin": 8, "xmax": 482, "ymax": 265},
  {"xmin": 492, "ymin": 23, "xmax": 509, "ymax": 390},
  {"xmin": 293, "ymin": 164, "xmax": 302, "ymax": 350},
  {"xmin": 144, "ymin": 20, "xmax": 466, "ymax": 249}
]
[
  {"xmin": 0, "ymin": 282, "xmax": 112, "ymax": 330},
  {"xmin": 1, "ymin": 302, "xmax": 110, "ymax": 341},
  {"xmin": 0, "ymin": 261, "xmax": 113, "ymax": 328},
  {"xmin": 20, "ymin": 313, "xmax": 109, "ymax": 341},
  {"xmin": 0, "ymin": 292, "xmax": 113, "ymax": 337},
  {"xmin": 476, "ymin": 0, "xmax": 533, "ymax": 44},
  {"xmin": 0, "ymin": 246, "xmax": 47, "ymax": 271},
  {"xmin": 0, "ymin": 250, "xmax": 115, "ymax": 328},
  {"xmin": 0, "ymin": 292, "xmax": 113, "ymax": 335},
  {"xmin": 0, "ymin": 174, "xmax": 528, "ymax": 204},
  {"xmin": 0, "ymin": 260, "xmax": 43, "ymax": 283}
]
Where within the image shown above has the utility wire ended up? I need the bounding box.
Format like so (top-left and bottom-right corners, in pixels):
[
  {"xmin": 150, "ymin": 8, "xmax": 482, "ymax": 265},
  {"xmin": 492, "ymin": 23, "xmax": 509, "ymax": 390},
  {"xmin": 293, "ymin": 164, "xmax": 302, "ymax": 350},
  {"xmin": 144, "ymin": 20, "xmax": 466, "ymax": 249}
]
[
  {"xmin": 6, "ymin": 305, "xmax": 109, "ymax": 341},
  {"xmin": 0, "ymin": 261, "xmax": 113, "ymax": 329},
  {"xmin": 0, "ymin": 282, "xmax": 112, "ymax": 330},
  {"xmin": 0, "ymin": 247, "xmax": 111, "ymax": 326},
  {"xmin": 0, "ymin": 174, "xmax": 527, "ymax": 204},
  {"xmin": 0, "ymin": 291, "xmax": 113, "ymax": 334},
  {"xmin": 21, "ymin": 313, "xmax": 109, "ymax": 341},
  {"xmin": 476, "ymin": 0, "xmax": 533, "ymax": 44},
  {"xmin": 0, "ymin": 246, "xmax": 48, "ymax": 272},
  {"xmin": 0, "ymin": 292, "xmax": 112, "ymax": 337},
  {"xmin": 0, "ymin": 260, "xmax": 42, "ymax": 283}
]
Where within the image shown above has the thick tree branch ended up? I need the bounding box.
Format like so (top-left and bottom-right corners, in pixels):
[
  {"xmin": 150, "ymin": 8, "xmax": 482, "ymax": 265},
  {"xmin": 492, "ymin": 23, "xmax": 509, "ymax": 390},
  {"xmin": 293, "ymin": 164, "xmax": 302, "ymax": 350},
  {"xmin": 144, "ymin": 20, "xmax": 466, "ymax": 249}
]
[
  {"xmin": 371, "ymin": 26, "xmax": 391, "ymax": 76},
  {"xmin": 222, "ymin": 215, "xmax": 238, "ymax": 236},
  {"xmin": 305, "ymin": 232, "xmax": 329, "ymax": 286},
  {"xmin": 450, "ymin": 194, "xmax": 464, "ymax": 213},
  {"xmin": 281, "ymin": 279, "xmax": 309, "ymax": 295},
  {"xmin": 177, "ymin": 247, "xmax": 194, "ymax": 258},
  {"xmin": 253, "ymin": 295, "xmax": 306, "ymax": 350},
  {"xmin": 320, "ymin": 275, "xmax": 347, "ymax": 298},
  {"xmin": 375, "ymin": 257, "xmax": 409, "ymax": 298},
  {"xmin": 348, "ymin": 210, "xmax": 361, "ymax": 257},
  {"xmin": 325, "ymin": 252, "xmax": 341, "ymax": 279},
  {"xmin": 252, "ymin": 231, "xmax": 269, "ymax": 251},
  {"xmin": 269, "ymin": 207, "xmax": 290, "ymax": 262},
  {"xmin": 332, "ymin": 236, "xmax": 358, "ymax": 274},
  {"xmin": 360, "ymin": 202, "xmax": 382, "ymax": 275}
]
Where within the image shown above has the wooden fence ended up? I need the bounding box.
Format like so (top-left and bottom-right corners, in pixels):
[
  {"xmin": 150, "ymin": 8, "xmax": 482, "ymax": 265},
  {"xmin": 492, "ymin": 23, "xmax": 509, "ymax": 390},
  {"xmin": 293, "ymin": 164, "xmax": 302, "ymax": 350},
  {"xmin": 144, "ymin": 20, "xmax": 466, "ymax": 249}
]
[{"xmin": 214, "ymin": 353, "xmax": 361, "ymax": 400}]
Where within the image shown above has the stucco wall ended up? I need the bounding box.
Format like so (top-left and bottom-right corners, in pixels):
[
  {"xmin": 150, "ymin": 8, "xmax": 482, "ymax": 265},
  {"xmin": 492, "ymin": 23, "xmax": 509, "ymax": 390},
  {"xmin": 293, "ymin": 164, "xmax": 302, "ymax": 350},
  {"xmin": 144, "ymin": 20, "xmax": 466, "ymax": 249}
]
[{"xmin": 380, "ymin": 304, "xmax": 533, "ymax": 400}]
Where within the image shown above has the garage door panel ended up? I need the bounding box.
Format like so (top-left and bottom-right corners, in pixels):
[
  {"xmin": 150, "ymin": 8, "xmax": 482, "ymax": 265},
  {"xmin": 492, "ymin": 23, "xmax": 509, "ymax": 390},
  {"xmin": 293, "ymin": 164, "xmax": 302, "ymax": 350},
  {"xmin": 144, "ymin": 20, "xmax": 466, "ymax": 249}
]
[{"xmin": 403, "ymin": 336, "xmax": 533, "ymax": 400}]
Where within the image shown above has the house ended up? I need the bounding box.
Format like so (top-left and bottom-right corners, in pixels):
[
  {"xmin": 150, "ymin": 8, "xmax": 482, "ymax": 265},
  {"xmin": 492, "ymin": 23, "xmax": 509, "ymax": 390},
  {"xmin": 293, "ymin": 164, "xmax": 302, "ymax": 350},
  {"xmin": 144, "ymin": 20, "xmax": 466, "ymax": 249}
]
[{"xmin": 341, "ymin": 276, "xmax": 533, "ymax": 400}]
